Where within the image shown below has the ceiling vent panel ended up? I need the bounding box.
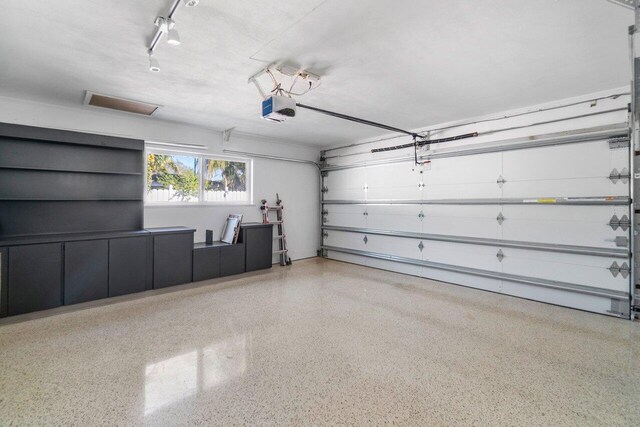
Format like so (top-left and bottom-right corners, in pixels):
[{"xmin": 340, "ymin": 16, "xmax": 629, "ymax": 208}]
[{"xmin": 84, "ymin": 91, "xmax": 162, "ymax": 116}]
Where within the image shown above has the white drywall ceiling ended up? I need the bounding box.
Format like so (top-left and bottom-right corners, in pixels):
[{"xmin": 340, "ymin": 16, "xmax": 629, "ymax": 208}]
[{"xmin": 0, "ymin": 0, "xmax": 633, "ymax": 147}]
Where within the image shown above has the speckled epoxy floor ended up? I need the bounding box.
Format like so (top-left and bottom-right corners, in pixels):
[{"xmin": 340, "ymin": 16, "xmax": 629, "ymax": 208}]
[{"xmin": 0, "ymin": 258, "xmax": 639, "ymax": 426}]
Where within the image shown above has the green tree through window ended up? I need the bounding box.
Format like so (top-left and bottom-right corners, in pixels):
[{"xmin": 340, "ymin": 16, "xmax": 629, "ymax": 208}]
[
  {"xmin": 204, "ymin": 159, "xmax": 246, "ymax": 192},
  {"xmin": 147, "ymin": 153, "xmax": 200, "ymax": 202}
]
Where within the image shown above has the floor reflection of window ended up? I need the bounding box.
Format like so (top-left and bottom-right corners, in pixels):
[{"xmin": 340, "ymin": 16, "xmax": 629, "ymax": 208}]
[
  {"xmin": 143, "ymin": 335, "xmax": 250, "ymax": 416},
  {"xmin": 202, "ymin": 335, "xmax": 248, "ymax": 390},
  {"xmin": 144, "ymin": 351, "xmax": 198, "ymax": 415}
]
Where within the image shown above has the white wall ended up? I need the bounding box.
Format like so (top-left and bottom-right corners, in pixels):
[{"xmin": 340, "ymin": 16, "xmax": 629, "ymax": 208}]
[{"xmin": 0, "ymin": 96, "xmax": 321, "ymax": 261}]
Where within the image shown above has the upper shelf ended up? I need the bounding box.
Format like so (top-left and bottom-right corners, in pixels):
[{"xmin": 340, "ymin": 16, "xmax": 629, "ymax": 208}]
[{"xmin": 0, "ymin": 165, "xmax": 141, "ymax": 176}]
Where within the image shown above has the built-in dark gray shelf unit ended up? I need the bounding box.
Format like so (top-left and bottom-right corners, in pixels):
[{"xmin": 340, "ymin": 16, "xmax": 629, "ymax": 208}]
[
  {"xmin": 0, "ymin": 123, "xmax": 276, "ymax": 318},
  {"xmin": 193, "ymin": 223, "xmax": 273, "ymax": 282},
  {"xmin": 0, "ymin": 122, "xmax": 144, "ymax": 238}
]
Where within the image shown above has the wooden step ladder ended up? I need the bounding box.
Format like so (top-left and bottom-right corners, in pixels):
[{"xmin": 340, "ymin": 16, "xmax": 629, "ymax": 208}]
[{"xmin": 260, "ymin": 194, "xmax": 292, "ymax": 266}]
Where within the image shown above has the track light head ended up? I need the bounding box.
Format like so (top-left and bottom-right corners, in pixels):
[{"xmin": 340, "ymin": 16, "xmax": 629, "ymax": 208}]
[
  {"xmin": 167, "ymin": 28, "xmax": 181, "ymax": 45},
  {"xmin": 183, "ymin": 0, "xmax": 199, "ymax": 6},
  {"xmin": 149, "ymin": 55, "xmax": 160, "ymax": 72}
]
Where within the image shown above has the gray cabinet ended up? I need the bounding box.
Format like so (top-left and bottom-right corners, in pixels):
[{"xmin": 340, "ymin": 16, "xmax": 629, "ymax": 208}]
[
  {"xmin": 220, "ymin": 243, "xmax": 245, "ymax": 276},
  {"xmin": 151, "ymin": 229, "xmax": 194, "ymax": 289},
  {"xmin": 64, "ymin": 240, "xmax": 108, "ymax": 305},
  {"xmin": 109, "ymin": 236, "xmax": 148, "ymax": 297},
  {"xmin": 245, "ymin": 226, "xmax": 273, "ymax": 272},
  {"xmin": 193, "ymin": 245, "xmax": 221, "ymax": 282},
  {"xmin": 8, "ymin": 243, "xmax": 63, "ymax": 315}
]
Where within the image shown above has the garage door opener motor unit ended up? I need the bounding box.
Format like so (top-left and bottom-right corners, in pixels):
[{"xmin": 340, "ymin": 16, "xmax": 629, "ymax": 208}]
[{"xmin": 261, "ymin": 96, "xmax": 296, "ymax": 123}]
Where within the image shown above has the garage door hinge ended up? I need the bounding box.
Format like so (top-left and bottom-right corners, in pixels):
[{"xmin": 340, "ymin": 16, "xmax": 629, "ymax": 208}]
[
  {"xmin": 497, "ymin": 175, "xmax": 506, "ymax": 188},
  {"xmin": 363, "ymin": 236, "xmax": 368, "ymax": 244},
  {"xmin": 615, "ymin": 236, "xmax": 629, "ymax": 247},
  {"xmin": 609, "ymin": 168, "xmax": 630, "ymax": 184},
  {"xmin": 321, "ymin": 186, "xmax": 329, "ymax": 193},
  {"xmin": 608, "ymin": 136, "xmax": 630, "ymax": 149},
  {"xmin": 418, "ymin": 182, "xmax": 425, "ymax": 188},
  {"xmin": 363, "ymin": 211, "xmax": 368, "ymax": 216},
  {"xmin": 609, "ymin": 214, "xmax": 630, "ymax": 231},
  {"xmin": 321, "ymin": 171, "xmax": 329, "ymax": 177},
  {"xmin": 418, "ymin": 241, "xmax": 424, "ymax": 252},
  {"xmin": 496, "ymin": 249, "xmax": 505, "ymax": 262},
  {"xmin": 496, "ymin": 212, "xmax": 505, "ymax": 225},
  {"xmin": 608, "ymin": 299, "xmax": 627, "ymax": 318},
  {"xmin": 322, "ymin": 209, "xmax": 328, "ymax": 215},
  {"xmin": 418, "ymin": 211, "xmax": 425, "ymax": 219},
  {"xmin": 609, "ymin": 261, "xmax": 630, "ymax": 278},
  {"xmin": 322, "ymin": 231, "xmax": 329, "ymax": 238}
]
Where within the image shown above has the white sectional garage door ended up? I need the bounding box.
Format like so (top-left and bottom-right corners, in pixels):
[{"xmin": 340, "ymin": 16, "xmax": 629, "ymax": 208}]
[{"xmin": 321, "ymin": 127, "xmax": 632, "ymax": 318}]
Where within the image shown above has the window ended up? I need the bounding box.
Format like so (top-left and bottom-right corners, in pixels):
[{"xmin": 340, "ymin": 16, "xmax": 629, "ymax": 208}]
[
  {"xmin": 146, "ymin": 150, "xmax": 251, "ymax": 204},
  {"xmin": 203, "ymin": 159, "xmax": 248, "ymax": 202}
]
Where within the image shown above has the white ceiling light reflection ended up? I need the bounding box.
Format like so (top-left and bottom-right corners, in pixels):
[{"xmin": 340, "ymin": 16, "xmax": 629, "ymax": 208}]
[
  {"xmin": 145, "ymin": 351, "xmax": 198, "ymax": 415},
  {"xmin": 144, "ymin": 335, "xmax": 249, "ymax": 416},
  {"xmin": 202, "ymin": 335, "xmax": 248, "ymax": 390}
]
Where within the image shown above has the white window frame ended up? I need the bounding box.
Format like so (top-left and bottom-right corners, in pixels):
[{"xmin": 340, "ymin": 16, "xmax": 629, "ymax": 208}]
[{"xmin": 144, "ymin": 148, "xmax": 253, "ymax": 206}]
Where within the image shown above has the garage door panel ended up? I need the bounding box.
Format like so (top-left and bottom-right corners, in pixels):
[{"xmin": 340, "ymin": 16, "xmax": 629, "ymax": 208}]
[
  {"xmin": 422, "ymin": 240, "xmax": 502, "ymax": 272},
  {"xmin": 367, "ymin": 258, "xmax": 422, "ymax": 277},
  {"xmin": 324, "ymin": 187, "xmax": 365, "ymax": 200},
  {"xmin": 422, "ymin": 205, "xmax": 501, "ymax": 239},
  {"xmin": 324, "ymin": 205, "xmax": 367, "ymax": 228},
  {"xmin": 502, "ymin": 178, "xmax": 625, "ymax": 198},
  {"xmin": 501, "ymin": 205, "xmax": 626, "ymax": 247},
  {"xmin": 366, "ymin": 235, "xmax": 421, "ymax": 259},
  {"xmin": 423, "ymin": 153, "xmax": 502, "ymax": 200},
  {"xmin": 425, "ymin": 153, "xmax": 501, "ymax": 184},
  {"xmin": 366, "ymin": 205, "xmax": 422, "ymax": 232},
  {"xmin": 324, "ymin": 230, "xmax": 367, "ymax": 251},
  {"xmin": 366, "ymin": 163, "xmax": 420, "ymax": 188},
  {"xmin": 367, "ymin": 185, "xmax": 422, "ymax": 200},
  {"xmin": 327, "ymin": 251, "xmax": 368, "ymax": 268},
  {"xmin": 503, "ymin": 140, "xmax": 617, "ymax": 181},
  {"xmin": 501, "ymin": 249, "xmax": 628, "ymax": 293},
  {"xmin": 421, "ymin": 268, "xmax": 502, "ymax": 294},
  {"xmin": 500, "ymin": 281, "xmax": 618, "ymax": 316},
  {"xmin": 423, "ymin": 182, "xmax": 501, "ymax": 200},
  {"xmin": 324, "ymin": 168, "xmax": 366, "ymax": 200}
]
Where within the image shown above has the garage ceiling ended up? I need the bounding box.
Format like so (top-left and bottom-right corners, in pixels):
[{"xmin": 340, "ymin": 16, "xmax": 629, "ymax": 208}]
[{"xmin": 0, "ymin": 0, "xmax": 633, "ymax": 147}]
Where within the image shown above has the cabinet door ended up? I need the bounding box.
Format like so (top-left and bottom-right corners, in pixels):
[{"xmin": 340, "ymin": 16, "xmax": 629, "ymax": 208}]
[
  {"xmin": 220, "ymin": 244, "xmax": 245, "ymax": 276},
  {"xmin": 64, "ymin": 240, "xmax": 108, "ymax": 305},
  {"xmin": 109, "ymin": 236, "xmax": 148, "ymax": 297},
  {"xmin": 193, "ymin": 247, "xmax": 221, "ymax": 282},
  {"xmin": 245, "ymin": 227, "xmax": 273, "ymax": 272},
  {"xmin": 8, "ymin": 243, "xmax": 63, "ymax": 315},
  {"xmin": 153, "ymin": 233, "xmax": 193, "ymax": 289}
]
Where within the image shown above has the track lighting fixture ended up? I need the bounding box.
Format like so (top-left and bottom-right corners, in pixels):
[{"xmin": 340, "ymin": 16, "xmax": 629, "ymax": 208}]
[
  {"xmin": 146, "ymin": 0, "xmax": 197, "ymax": 71},
  {"xmin": 149, "ymin": 54, "xmax": 161, "ymax": 72},
  {"xmin": 167, "ymin": 28, "xmax": 181, "ymax": 45}
]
